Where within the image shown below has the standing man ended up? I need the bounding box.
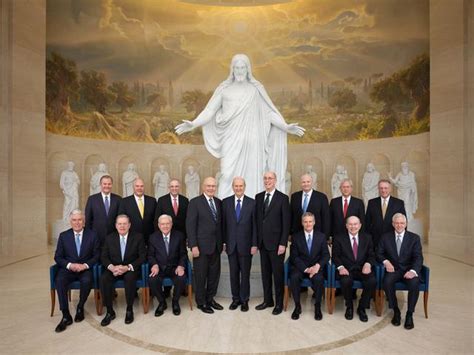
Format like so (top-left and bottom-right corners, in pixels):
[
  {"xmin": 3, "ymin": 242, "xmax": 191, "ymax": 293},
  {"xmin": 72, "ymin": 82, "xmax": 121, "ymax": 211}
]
[
  {"xmin": 255, "ymin": 171, "xmax": 290, "ymax": 315},
  {"xmin": 148, "ymin": 215, "xmax": 187, "ymax": 317},
  {"xmin": 54, "ymin": 209, "xmax": 100, "ymax": 332},
  {"xmin": 289, "ymin": 212, "xmax": 329, "ymax": 320},
  {"xmin": 366, "ymin": 179, "xmax": 406, "ymax": 249},
  {"xmin": 154, "ymin": 178, "xmax": 189, "ymax": 237},
  {"xmin": 290, "ymin": 173, "xmax": 330, "ymax": 239},
  {"xmin": 100, "ymin": 215, "xmax": 146, "ymax": 326},
  {"xmin": 222, "ymin": 177, "xmax": 258, "ymax": 312},
  {"xmin": 332, "ymin": 216, "xmax": 376, "ymax": 322},
  {"xmin": 377, "ymin": 213, "xmax": 423, "ymax": 330},
  {"xmin": 85, "ymin": 175, "xmax": 121, "ymax": 246},
  {"xmin": 119, "ymin": 178, "xmax": 157, "ymax": 246},
  {"xmin": 186, "ymin": 177, "xmax": 223, "ymax": 314},
  {"xmin": 329, "ymin": 179, "xmax": 365, "ymax": 237}
]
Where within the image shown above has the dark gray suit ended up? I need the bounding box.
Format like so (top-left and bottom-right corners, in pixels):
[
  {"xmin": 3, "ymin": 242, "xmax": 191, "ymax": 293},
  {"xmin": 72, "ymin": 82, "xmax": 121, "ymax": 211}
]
[
  {"xmin": 85, "ymin": 193, "xmax": 121, "ymax": 245},
  {"xmin": 329, "ymin": 196, "xmax": 365, "ymax": 237}
]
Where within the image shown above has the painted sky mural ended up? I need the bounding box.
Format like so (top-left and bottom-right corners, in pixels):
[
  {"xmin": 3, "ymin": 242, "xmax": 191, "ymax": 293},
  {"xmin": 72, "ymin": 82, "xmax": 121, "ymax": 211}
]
[{"xmin": 46, "ymin": 0, "xmax": 429, "ymax": 144}]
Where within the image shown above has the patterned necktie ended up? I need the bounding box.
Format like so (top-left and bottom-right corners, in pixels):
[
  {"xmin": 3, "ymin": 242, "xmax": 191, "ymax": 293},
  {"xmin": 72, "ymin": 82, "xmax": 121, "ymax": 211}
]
[
  {"xmin": 396, "ymin": 234, "xmax": 402, "ymax": 256},
  {"xmin": 263, "ymin": 193, "xmax": 271, "ymax": 214},
  {"xmin": 75, "ymin": 233, "xmax": 81, "ymax": 256},
  {"xmin": 352, "ymin": 236, "xmax": 358, "ymax": 260},
  {"xmin": 382, "ymin": 198, "xmax": 387, "ymax": 219},
  {"xmin": 302, "ymin": 193, "xmax": 309, "ymax": 213},
  {"xmin": 236, "ymin": 199, "xmax": 241, "ymax": 221},
  {"xmin": 138, "ymin": 197, "xmax": 144, "ymax": 218},
  {"xmin": 343, "ymin": 198, "xmax": 348, "ymax": 218},
  {"xmin": 209, "ymin": 198, "xmax": 217, "ymax": 221},
  {"xmin": 306, "ymin": 234, "xmax": 312, "ymax": 252},
  {"xmin": 104, "ymin": 195, "xmax": 110, "ymax": 216},
  {"xmin": 173, "ymin": 197, "xmax": 178, "ymax": 216},
  {"xmin": 120, "ymin": 236, "xmax": 126, "ymax": 260},
  {"xmin": 164, "ymin": 235, "xmax": 169, "ymax": 255}
]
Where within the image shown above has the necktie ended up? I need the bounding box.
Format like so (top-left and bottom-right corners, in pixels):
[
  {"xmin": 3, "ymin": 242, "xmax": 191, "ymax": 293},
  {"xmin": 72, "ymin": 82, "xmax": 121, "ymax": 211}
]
[
  {"xmin": 382, "ymin": 198, "xmax": 387, "ymax": 219},
  {"xmin": 104, "ymin": 195, "xmax": 110, "ymax": 216},
  {"xmin": 120, "ymin": 236, "xmax": 126, "ymax": 260},
  {"xmin": 138, "ymin": 197, "xmax": 144, "ymax": 218},
  {"xmin": 352, "ymin": 236, "xmax": 358, "ymax": 259},
  {"xmin": 396, "ymin": 234, "xmax": 402, "ymax": 256},
  {"xmin": 172, "ymin": 197, "xmax": 178, "ymax": 216},
  {"xmin": 236, "ymin": 199, "xmax": 241, "ymax": 221},
  {"xmin": 263, "ymin": 193, "xmax": 271, "ymax": 214},
  {"xmin": 209, "ymin": 198, "xmax": 217, "ymax": 221},
  {"xmin": 306, "ymin": 234, "xmax": 312, "ymax": 252},
  {"xmin": 164, "ymin": 235, "xmax": 169, "ymax": 255},
  {"xmin": 75, "ymin": 233, "xmax": 81, "ymax": 256},
  {"xmin": 343, "ymin": 198, "xmax": 348, "ymax": 218},
  {"xmin": 302, "ymin": 193, "xmax": 309, "ymax": 213}
]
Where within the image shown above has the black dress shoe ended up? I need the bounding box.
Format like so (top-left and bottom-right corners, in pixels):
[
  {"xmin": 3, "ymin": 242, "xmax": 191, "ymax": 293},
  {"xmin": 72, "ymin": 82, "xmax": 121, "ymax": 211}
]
[
  {"xmin": 172, "ymin": 302, "xmax": 181, "ymax": 316},
  {"xmin": 404, "ymin": 312, "xmax": 414, "ymax": 330},
  {"xmin": 240, "ymin": 302, "xmax": 249, "ymax": 312},
  {"xmin": 100, "ymin": 312, "xmax": 116, "ymax": 327},
  {"xmin": 55, "ymin": 315, "xmax": 73, "ymax": 333},
  {"xmin": 125, "ymin": 310, "xmax": 134, "ymax": 324},
  {"xmin": 209, "ymin": 300, "xmax": 224, "ymax": 310},
  {"xmin": 155, "ymin": 302, "xmax": 167, "ymax": 317},
  {"xmin": 345, "ymin": 307, "xmax": 354, "ymax": 320},
  {"xmin": 391, "ymin": 309, "xmax": 401, "ymax": 326},
  {"xmin": 272, "ymin": 305, "xmax": 283, "ymax": 315},
  {"xmin": 314, "ymin": 306, "xmax": 323, "ymax": 321},
  {"xmin": 74, "ymin": 308, "xmax": 84, "ymax": 322},
  {"xmin": 197, "ymin": 305, "xmax": 214, "ymax": 314},
  {"xmin": 291, "ymin": 305, "xmax": 302, "ymax": 320},
  {"xmin": 255, "ymin": 301, "xmax": 274, "ymax": 310},
  {"xmin": 357, "ymin": 307, "xmax": 368, "ymax": 322},
  {"xmin": 229, "ymin": 300, "xmax": 240, "ymax": 310}
]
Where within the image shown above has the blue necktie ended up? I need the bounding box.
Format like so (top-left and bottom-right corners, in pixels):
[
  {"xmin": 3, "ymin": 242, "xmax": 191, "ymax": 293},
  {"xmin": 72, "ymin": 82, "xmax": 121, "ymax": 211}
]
[
  {"xmin": 209, "ymin": 198, "xmax": 217, "ymax": 221},
  {"xmin": 306, "ymin": 234, "xmax": 312, "ymax": 253},
  {"xmin": 75, "ymin": 233, "xmax": 81, "ymax": 256},
  {"xmin": 302, "ymin": 193, "xmax": 309, "ymax": 213},
  {"xmin": 236, "ymin": 199, "xmax": 241, "ymax": 221},
  {"xmin": 104, "ymin": 195, "xmax": 110, "ymax": 216},
  {"xmin": 120, "ymin": 236, "xmax": 126, "ymax": 260},
  {"xmin": 164, "ymin": 235, "xmax": 169, "ymax": 255}
]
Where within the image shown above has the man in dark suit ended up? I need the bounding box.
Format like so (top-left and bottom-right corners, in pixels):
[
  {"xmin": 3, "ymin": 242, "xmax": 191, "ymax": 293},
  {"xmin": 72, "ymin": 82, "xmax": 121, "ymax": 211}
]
[
  {"xmin": 332, "ymin": 216, "xmax": 376, "ymax": 322},
  {"xmin": 148, "ymin": 214, "xmax": 187, "ymax": 316},
  {"xmin": 377, "ymin": 213, "xmax": 423, "ymax": 330},
  {"xmin": 291, "ymin": 173, "xmax": 330, "ymax": 239},
  {"xmin": 330, "ymin": 179, "xmax": 365, "ymax": 237},
  {"xmin": 54, "ymin": 209, "xmax": 100, "ymax": 332},
  {"xmin": 154, "ymin": 178, "xmax": 189, "ymax": 237},
  {"xmin": 255, "ymin": 171, "xmax": 290, "ymax": 315},
  {"xmin": 222, "ymin": 177, "xmax": 257, "ymax": 312},
  {"xmin": 85, "ymin": 175, "xmax": 121, "ymax": 246},
  {"xmin": 118, "ymin": 178, "xmax": 157, "ymax": 246},
  {"xmin": 100, "ymin": 214, "xmax": 146, "ymax": 326},
  {"xmin": 366, "ymin": 179, "xmax": 406, "ymax": 249},
  {"xmin": 186, "ymin": 176, "xmax": 223, "ymax": 314},
  {"xmin": 289, "ymin": 212, "xmax": 329, "ymax": 320}
]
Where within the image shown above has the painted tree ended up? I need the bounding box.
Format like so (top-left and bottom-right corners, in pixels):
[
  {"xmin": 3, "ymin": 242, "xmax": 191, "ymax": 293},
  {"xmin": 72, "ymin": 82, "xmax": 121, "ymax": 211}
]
[
  {"xmin": 109, "ymin": 81, "xmax": 135, "ymax": 113},
  {"xmin": 146, "ymin": 91, "xmax": 167, "ymax": 114},
  {"xmin": 328, "ymin": 88, "xmax": 357, "ymax": 112},
  {"xmin": 80, "ymin": 70, "xmax": 115, "ymax": 114},
  {"xmin": 181, "ymin": 90, "xmax": 212, "ymax": 115}
]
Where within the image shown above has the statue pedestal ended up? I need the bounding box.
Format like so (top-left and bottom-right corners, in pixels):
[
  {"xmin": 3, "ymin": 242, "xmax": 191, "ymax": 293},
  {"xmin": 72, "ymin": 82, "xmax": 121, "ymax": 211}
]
[
  {"xmin": 407, "ymin": 218, "xmax": 423, "ymax": 239},
  {"xmin": 52, "ymin": 219, "xmax": 70, "ymax": 246}
]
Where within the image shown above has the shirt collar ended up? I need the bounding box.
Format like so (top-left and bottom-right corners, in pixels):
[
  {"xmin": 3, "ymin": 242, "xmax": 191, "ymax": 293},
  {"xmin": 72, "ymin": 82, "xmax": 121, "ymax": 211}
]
[
  {"xmin": 395, "ymin": 230, "xmax": 405, "ymax": 238},
  {"xmin": 101, "ymin": 192, "xmax": 110, "ymax": 199},
  {"xmin": 302, "ymin": 189, "xmax": 313, "ymax": 198},
  {"xmin": 73, "ymin": 229, "xmax": 84, "ymax": 237},
  {"xmin": 265, "ymin": 189, "xmax": 276, "ymax": 197},
  {"xmin": 235, "ymin": 195, "xmax": 244, "ymax": 203},
  {"xmin": 381, "ymin": 195, "xmax": 391, "ymax": 203},
  {"xmin": 203, "ymin": 193, "xmax": 214, "ymax": 201},
  {"xmin": 119, "ymin": 233, "xmax": 129, "ymax": 239},
  {"xmin": 305, "ymin": 230, "xmax": 314, "ymax": 238}
]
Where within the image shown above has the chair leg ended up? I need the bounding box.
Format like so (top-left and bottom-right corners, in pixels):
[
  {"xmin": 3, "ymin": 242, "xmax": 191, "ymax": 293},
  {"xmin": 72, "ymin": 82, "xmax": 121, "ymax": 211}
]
[
  {"xmin": 97, "ymin": 291, "xmax": 104, "ymax": 316},
  {"xmin": 94, "ymin": 289, "xmax": 101, "ymax": 315},
  {"xmin": 50, "ymin": 289, "xmax": 56, "ymax": 317},
  {"xmin": 187, "ymin": 285, "xmax": 193, "ymax": 310},
  {"xmin": 378, "ymin": 290, "xmax": 384, "ymax": 315},
  {"xmin": 374, "ymin": 290, "xmax": 381, "ymax": 317},
  {"xmin": 143, "ymin": 287, "xmax": 149, "ymax": 314},
  {"xmin": 68, "ymin": 289, "xmax": 72, "ymax": 302},
  {"xmin": 325, "ymin": 288, "xmax": 330, "ymax": 314},
  {"xmin": 330, "ymin": 288, "xmax": 336, "ymax": 314},
  {"xmin": 423, "ymin": 291, "xmax": 429, "ymax": 319},
  {"xmin": 283, "ymin": 286, "xmax": 289, "ymax": 311}
]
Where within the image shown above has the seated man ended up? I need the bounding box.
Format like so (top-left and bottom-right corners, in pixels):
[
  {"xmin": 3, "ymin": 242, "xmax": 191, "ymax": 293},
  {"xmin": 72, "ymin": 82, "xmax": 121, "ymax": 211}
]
[
  {"xmin": 332, "ymin": 216, "xmax": 376, "ymax": 322},
  {"xmin": 100, "ymin": 214, "xmax": 146, "ymax": 326},
  {"xmin": 377, "ymin": 213, "xmax": 423, "ymax": 330},
  {"xmin": 148, "ymin": 214, "xmax": 188, "ymax": 317},
  {"xmin": 289, "ymin": 212, "xmax": 330, "ymax": 320},
  {"xmin": 54, "ymin": 209, "xmax": 100, "ymax": 332}
]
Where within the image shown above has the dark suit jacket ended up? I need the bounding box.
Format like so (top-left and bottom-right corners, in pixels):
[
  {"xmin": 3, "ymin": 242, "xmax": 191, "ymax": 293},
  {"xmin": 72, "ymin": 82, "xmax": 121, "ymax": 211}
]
[
  {"xmin": 365, "ymin": 196, "xmax": 406, "ymax": 247},
  {"xmin": 255, "ymin": 189, "xmax": 290, "ymax": 251},
  {"xmin": 154, "ymin": 194, "xmax": 189, "ymax": 237},
  {"xmin": 118, "ymin": 194, "xmax": 157, "ymax": 242},
  {"xmin": 186, "ymin": 195, "xmax": 223, "ymax": 255},
  {"xmin": 222, "ymin": 195, "xmax": 257, "ymax": 256},
  {"xmin": 55, "ymin": 228, "xmax": 100, "ymax": 269},
  {"xmin": 147, "ymin": 230, "xmax": 187, "ymax": 271},
  {"xmin": 332, "ymin": 232, "xmax": 375, "ymax": 272},
  {"xmin": 376, "ymin": 230, "xmax": 423, "ymax": 275},
  {"xmin": 85, "ymin": 192, "xmax": 122, "ymax": 244},
  {"xmin": 290, "ymin": 190, "xmax": 330, "ymax": 237},
  {"xmin": 101, "ymin": 231, "xmax": 146, "ymax": 271},
  {"xmin": 329, "ymin": 196, "xmax": 365, "ymax": 237},
  {"xmin": 289, "ymin": 230, "xmax": 330, "ymax": 273}
]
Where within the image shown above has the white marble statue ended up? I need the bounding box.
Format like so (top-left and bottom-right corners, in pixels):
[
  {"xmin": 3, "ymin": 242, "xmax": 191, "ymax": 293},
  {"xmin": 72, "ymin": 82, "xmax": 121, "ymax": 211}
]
[
  {"xmin": 175, "ymin": 53, "xmax": 304, "ymax": 198},
  {"xmin": 389, "ymin": 162, "xmax": 418, "ymax": 221},
  {"xmin": 331, "ymin": 165, "xmax": 349, "ymax": 198},
  {"xmin": 305, "ymin": 165, "xmax": 318, "ymax": 190},
  {"xmin": 285, "ymin": 170, "xmax": 292, "ymax": 195},
  {"xmin": 185, "ymin": 165, "xmax": 200, "ymax": 199},
  {"xmin": 89, "ymin": 163, "xmax": 108, "ymax": 195},
  {"xmin": 59, "ymin": 161, "xmax": 80, "ymax": 221},
  {"xmin": 153, "ymin": 165, "xmax": 170, "ymax": 200},
  {"xmin": 362, "ymin": 163, "xmax": 380, "ymax": 207},
  {"xmin": 215, "ymin": 170, "xmax": 223, "ymax": 189},
  {"xmin": 122, "ymin": 163, "xmax": 139, "ymax": 197}
]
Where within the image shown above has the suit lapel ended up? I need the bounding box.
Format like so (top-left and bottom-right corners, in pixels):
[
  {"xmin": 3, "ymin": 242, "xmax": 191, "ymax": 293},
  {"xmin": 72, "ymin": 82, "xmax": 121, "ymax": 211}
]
[
  {"xmin": 265, "ymin": 191, "xmax": 278, "ymax": 215},
  {"xmin": 384, "ymin": 198, "xmax": 395, "ymax": 223},
  {"xmin": 202, "ymin": 195, "xmax": 215, "ymax": 221},
  {"xmin": 344, "ymin": 234, "xmax": 356, "ymax": 261}
]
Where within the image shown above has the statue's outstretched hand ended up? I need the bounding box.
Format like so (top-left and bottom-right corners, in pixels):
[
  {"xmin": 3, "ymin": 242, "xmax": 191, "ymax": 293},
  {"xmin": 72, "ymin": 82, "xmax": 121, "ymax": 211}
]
[
  {"xmin": 287, "ymin": 123, "xmax": 305, "ymax": 137},
  {"xmin": 175, "ymin": 120, "xmax": 194, "ymax": 135}
]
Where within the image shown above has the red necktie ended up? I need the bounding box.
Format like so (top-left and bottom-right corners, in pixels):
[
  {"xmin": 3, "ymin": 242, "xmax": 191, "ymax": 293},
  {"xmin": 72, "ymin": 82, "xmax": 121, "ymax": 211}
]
[
  {"xmin": 352, "ymin": 237, "xmax": 358, "ymax": 259},
  {"xmin": 173, "ymin": 197, "xmax": 178, "ymax": 215},
  {"xmin": 343, "ymin": 198, "xmax": 348, "ymax": 218}
]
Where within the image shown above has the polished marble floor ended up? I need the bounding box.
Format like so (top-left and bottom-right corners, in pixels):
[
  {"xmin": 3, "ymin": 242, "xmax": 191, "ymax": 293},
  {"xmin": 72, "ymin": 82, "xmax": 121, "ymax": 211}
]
[{"xmin": 0, "ymin": 246, "xmax": 472, "ymax": 354}]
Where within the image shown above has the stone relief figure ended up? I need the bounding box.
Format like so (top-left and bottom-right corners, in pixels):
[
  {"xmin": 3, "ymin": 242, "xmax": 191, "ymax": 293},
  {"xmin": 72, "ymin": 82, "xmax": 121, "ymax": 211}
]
[
  {"xmin": 175, "ymin": 53, "xmax": 304, "ymax": 198},
  {"xmin": 122, "ymin": 163, "xmax": 139, "ymax": 197},
  {"xmin": 285, "ymin": 170, "xmax": 292, "ymax": 195},
  {"xmin": 389, "ymin": 162, "xmax": 418, "ymax": 221},
  {"xmin": 89, "ymin": 163, "xmax": 108, "ymax": 195},
  {"xmin": 153, "ymin": 165, "xmax": 170, "ymax": 200},
  {"xmin": 362, "ymin": 163, "xmax": 380, "ymax": 207},
  {"xmin": 60, "ymin": 161, "xmax": 80, "ymax": 221},
  {"xmin": 331, "ymin": 165, "xmax": 349, "ymax": 198},
  {"xmin": 185, "ymin": 165, "xmax": 200, "ymax": 199},
  {"xmin": 305, "ymin": 165, "xmax": 318, "ymax": 190}
]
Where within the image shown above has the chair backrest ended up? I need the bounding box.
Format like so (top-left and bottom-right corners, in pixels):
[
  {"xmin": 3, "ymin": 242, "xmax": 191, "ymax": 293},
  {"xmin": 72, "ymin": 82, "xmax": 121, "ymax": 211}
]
[
  {"xmin": 380, "ymin": 264, "xmax": 430, "ymax": 292},
  {"xmin": 144, "ymin": 260, "xmax": 193, "ymax": 287},
  {"xmin": 96, "ymin": 263, "xmax": 147, "ymax": 288},
  {"xmin": 285, "ymin": 259, "xmax": 331, "ymax": 287}
]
